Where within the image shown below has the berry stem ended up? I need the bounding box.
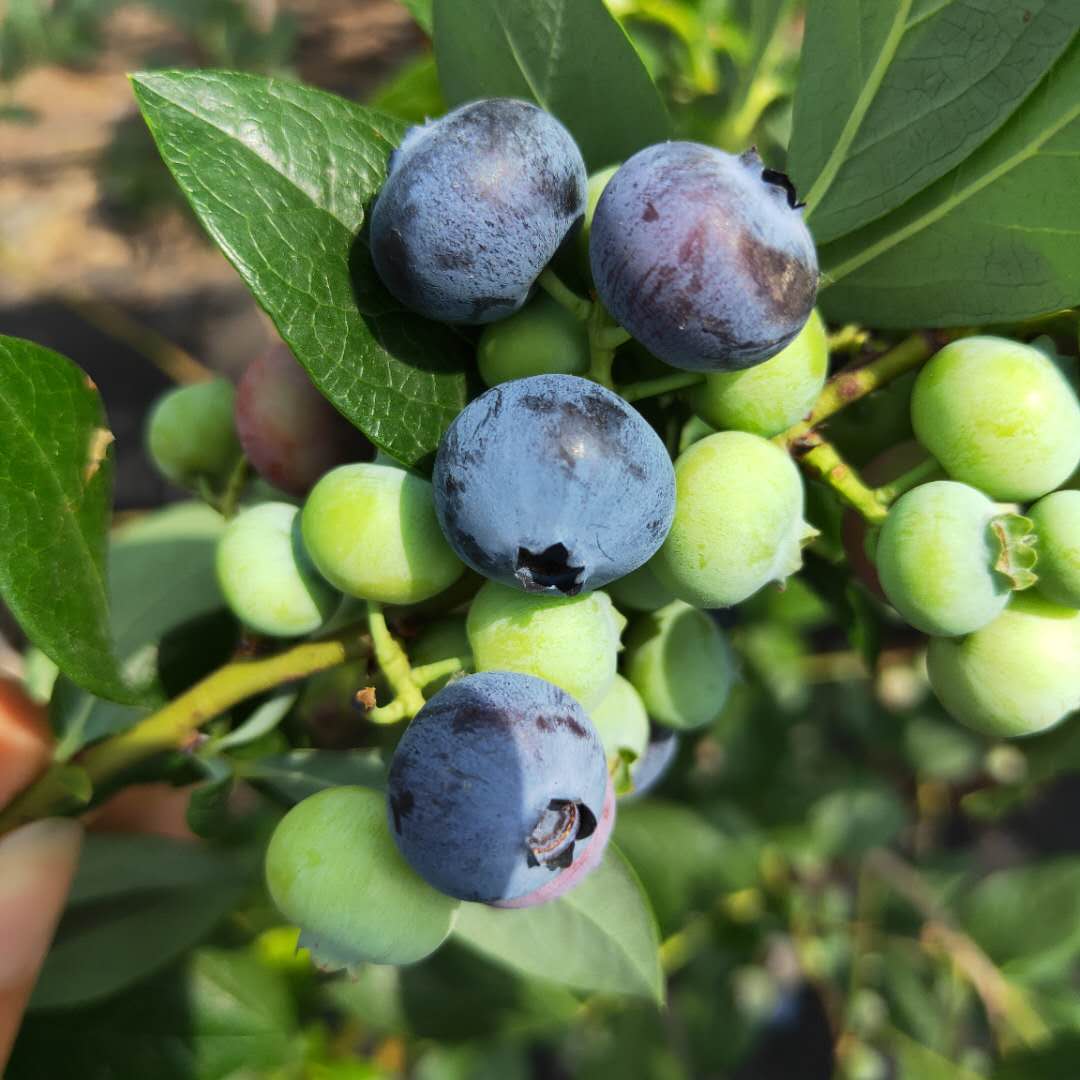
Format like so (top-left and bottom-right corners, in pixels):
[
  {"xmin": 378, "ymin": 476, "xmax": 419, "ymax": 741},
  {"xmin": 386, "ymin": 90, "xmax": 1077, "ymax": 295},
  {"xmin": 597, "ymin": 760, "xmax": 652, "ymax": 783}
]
[
  {"xmin": 218, "ymin": 454, "xmax": 250, "ymax": 520},
  {"xmin": 586, "ymin": 303, "xmax": 620, "ymax": 389},
  {"xmin": 874, "ymin": 456, "xmax": 944, "ymax": 505},
  {"xmin": 365, "ymin": 601, "xmax": 426, "ymax": 723},
  {"xmin": 411, "ymin": 656, "xmax": 472, "ymax": 689},
  {"xmin": 0, "ymin": 631, "xmax": 367, "ymax": 836},
  {"xmin": 792, "ymin": 432, "xmax": 888, "ymax": 525},
  {"xmin": 620, "ymin": 371, "xmax": 705, "ymax": 403},
  {"xmin": 537, "ymin": 268, "xmax": 592, "ymax": 322},
  {"xmin": 778, "ymin": 330, "xmax": 961, "ymax": 449}
]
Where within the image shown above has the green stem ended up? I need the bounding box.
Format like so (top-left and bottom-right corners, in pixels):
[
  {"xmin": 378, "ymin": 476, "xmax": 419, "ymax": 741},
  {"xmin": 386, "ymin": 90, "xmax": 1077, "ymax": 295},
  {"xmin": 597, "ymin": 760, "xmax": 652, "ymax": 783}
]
[
  {"xmin": 587, "ymin": 303, "xmax": 619, "ymax": 389},
  {"xmin": 0, "ymin": 631, "xmax": 365, "ymax": 836},
  {"xmin": 219, "ymin": 455, "xmax": 250, "ymax": 520},
  {"xmin": 620, "ymin": 371, "xmax": 704, "ymax": 403},
  {"xmin": 538, "ymin": 268, "xmax": 592, "ymax": 322},
  {"xmin": 366, "ymin": 602, "xmax": 425, "ymax": 722},
  {"xmin": 874, "ymin": 456, "xmax": 944, "ymax": 505},
  {"xmin": 411, "ymin": 656, "xmax": 472, "ymax": 689},
  {"xmin": 794, "ymin": 433, "xmax": 888, "ymax": 525},
  {"xmin": 778, "ymin": 330, "xmax": 958, "ymax": 449}
]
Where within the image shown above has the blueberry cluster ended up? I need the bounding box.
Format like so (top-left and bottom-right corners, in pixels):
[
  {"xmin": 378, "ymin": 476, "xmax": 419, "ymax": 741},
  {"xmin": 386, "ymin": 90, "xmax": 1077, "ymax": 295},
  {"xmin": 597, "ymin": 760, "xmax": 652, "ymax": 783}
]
[
  {"xmin": 147, "ymin": 96, "xmax": 838, "ymax": 966},
  {"xmin": 868, "ymin": 337, "xmax": 1080, "ymax": 739}
]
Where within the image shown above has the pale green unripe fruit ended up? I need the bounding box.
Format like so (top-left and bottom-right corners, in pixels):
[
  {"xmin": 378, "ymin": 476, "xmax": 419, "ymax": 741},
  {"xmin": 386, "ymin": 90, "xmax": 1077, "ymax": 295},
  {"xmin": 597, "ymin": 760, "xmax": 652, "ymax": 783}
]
[
  {"xmin": 216, "ymin": 502, "xmax": 338, "ymax": 637},
  {"xmin": 911, "ymin": 336, "xmax": 1080, "ymax": 501},
  {"xmin": 590, "ymin": 674, "xmax": 650, "ymax": 774},
  {"xmin": 1029, "ymin": 490, "xmax": 1080, "ymax": 607},
  {"xmin": 466, "ymin": 581, "xmax": 624, "ymax": 710},
  {"xmin": 624, "ymin": 601, "xmax": 734, "ymax": 730},
  {"xmin": 876, "ymin": 481, "xmax": 1012, "ymax": 637},
  {"xmin": 927, "ymin": 593, "xmax": 1080, "ymax": 738},
  {"xmin": 302, "ymin": 463, "xmax": 463, "ymax": 605},
  {"xmin": 688, "ymin": 309, "xmax": 827, "ymax": 437},
  {"xmin": 578, "ymin": 164, "xmax": 619, "ymax": 275},
  {"xmin": 476, "ymin": 294, "xmax": 589, "ymax": 386},
  {"xmin": 265, "ymin": 787, "xmax": 458, "ymax": 968},
  {"xmin": 607, "ymin": 562, "xmax": 676, "ymax": 613},
  {"xmin": 146, "ymin": 378, "xmax": 240, "ymax": 488},
  {"xmin": 652, "ymin": 431, "xmax": 813, "ymax": 608}
]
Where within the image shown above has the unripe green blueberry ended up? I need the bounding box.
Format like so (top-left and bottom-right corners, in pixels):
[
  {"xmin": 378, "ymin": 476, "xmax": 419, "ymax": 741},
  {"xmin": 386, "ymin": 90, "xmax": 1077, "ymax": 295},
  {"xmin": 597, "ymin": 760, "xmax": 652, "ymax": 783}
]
[
  {"xmin": 590, "ymin": 674, "xmax": 650, "ymax": 781},
  {"xmin": 911, "ymin": 337, "xmax": 1080, "ymax": 501},
  {"xmin": 216, "ymin": 502, "xmax": 338, "ymax": 637},
  {"xmin": 927, "ymin": 593, "xmax": 1080, "ymax": 737},
  {"xmin": 577, "ymin": 164, "xmax": 619, "ymax": 276},
  {"xmin": 466, "ymin": 581, "xmax": 624, "ymax": 709},
  {"xmin": 687, "ymin": 309, "xmax": 827, "ymax": 437},
  {"xmin": 146, "ymin": 378, "xmax": 240, "ymax": 488},
  {"xmin": 265, "ymin": 786, "xmax": 458, "ymax": 968},
  {"xmin": 302, "ymin": 463, "xmax": 464, "ymax": 605},
  {"xmin": 875, "ymin": 481, "xmax": 1013, "ymax": 637},
  {"xmin": 1029, "ymin": 490, "xmax": 1080, "ymax": 607},
  {"xmin": 409, "ymin": 615, "xmax": 471, "ymax": 693},
  {"xmin": 476, "ymin": 294, "xmax": 589, "ymax": 386},
  {"xmin": 624, "ymin": 601, "xmax": 734, "ymax": 730},
  {"xmin": 607, "ymin": 562, "xmax": 676, "ymax": 613},
  {"xmin": 652, "ymin": 431, "xmax": 813, "ymax": 608}
]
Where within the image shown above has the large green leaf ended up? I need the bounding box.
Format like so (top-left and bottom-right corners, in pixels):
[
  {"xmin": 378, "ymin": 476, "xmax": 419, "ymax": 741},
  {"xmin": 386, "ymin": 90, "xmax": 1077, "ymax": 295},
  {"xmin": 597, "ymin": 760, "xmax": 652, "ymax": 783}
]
[
  {"xmin": 50, "ymin": 502, "xmax": 226, "ymax": 759},
  {"xmin": 957, "ymin": 858, "xmax": 1080, "ymax": 982},
  {"xmin": 433, "ymin": 0, "xmax": 671, "ymax": 170},
  {"xmin": 817, "ymin": 35, "xmax": 1080, "ymax": 327},
  {"xmin": 400, "ymin": 0, "xmax": 433, "ymax": 34},
  {"xmin": 0, "ymin": 336, "xmax": 135, "ymax": 702},
  {"xmin": 453, "ymin": 845, "xmax": 663, "ymax": 1002},
  {"xmin": 12, "ymin": 948, "xmax": 299, "ymax": 1080},
  {"xmin": 790, "ymin": 0, "xmax": 1078, "ymax": 244},
  {"xmin": 243, "ymin": 748, "xmax": 387, "ymax": 803},
  {"xmin": 132, "ymin": 70, "xmax": 470, "ymax": 467},
  {"xmin": 30, "ymin": 834, "xmax": 259, "ymax": 1009}
]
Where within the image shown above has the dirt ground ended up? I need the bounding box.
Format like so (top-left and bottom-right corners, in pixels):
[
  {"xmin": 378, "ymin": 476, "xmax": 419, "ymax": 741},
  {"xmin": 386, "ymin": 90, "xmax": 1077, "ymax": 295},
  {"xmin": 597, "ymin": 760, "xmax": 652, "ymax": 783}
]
[{"xmin": 0, "ymin": 0, "xmax": 425, "ymax": 508}]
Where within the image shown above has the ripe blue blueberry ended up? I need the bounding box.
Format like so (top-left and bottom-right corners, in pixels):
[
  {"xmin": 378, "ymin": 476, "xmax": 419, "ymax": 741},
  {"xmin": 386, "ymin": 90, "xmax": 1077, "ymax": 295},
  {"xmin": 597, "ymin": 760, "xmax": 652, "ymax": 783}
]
[
  {"xmin": 387, "ymin": 671, "xmax": 610, "ymax": 904},
  {"xmin": 434, "ymin": 374, "xmax": 676, "ymax": 596},
  {"xmin": 370, "ymin": 98, "xmax": 587, "ymax": 324},
  {"xmin": 590, "ymin": 143, "xmax": 818, "ymax": 371}
]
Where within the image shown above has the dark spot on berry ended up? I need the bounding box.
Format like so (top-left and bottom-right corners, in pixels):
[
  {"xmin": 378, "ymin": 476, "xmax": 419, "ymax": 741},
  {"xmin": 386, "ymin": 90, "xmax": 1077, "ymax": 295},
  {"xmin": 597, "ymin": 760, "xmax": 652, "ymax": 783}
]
[
  {"xmin": 642, "ymin": 201, "xmax": 659, "ymax": 222},
  {"xmin": 389, "ymin": 789, "xmax": 414, "ymax": 832},
  {"xmin": 738, "ymin": 230, "xmax": 817, "ymax": 322}
]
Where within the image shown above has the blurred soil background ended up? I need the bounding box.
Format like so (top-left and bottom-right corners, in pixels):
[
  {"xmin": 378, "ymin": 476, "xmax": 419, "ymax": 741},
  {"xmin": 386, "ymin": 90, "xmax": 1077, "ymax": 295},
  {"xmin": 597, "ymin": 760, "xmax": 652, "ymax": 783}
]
[{"xmin": 0, "ymin": 0, "xmax": 425, "ymax": 509}]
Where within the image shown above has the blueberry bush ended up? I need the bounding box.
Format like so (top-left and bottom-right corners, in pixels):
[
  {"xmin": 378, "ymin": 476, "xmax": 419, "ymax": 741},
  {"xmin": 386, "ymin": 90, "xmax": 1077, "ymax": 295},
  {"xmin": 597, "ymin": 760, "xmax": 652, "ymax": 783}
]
[{"xmin": 3, "ymin": 1, "xmax": 1080, "ymax": 1077}]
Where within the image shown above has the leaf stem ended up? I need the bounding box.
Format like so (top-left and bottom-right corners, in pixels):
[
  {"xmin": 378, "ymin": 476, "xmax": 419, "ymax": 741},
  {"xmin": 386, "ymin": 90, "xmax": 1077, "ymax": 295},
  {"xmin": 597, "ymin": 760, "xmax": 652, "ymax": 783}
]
[
  {"xmin": 620, "ymin": 371, "xmax": 704, "ymax": 403},
  {"xmin": 587, "ymin": 303, "xmax": 620, "ymax": 389},
  {"xmin": 538, "ymin": 268, "xmax": 592, "ymax": 322},
  {"xmin": 0, "ymin": 631, "xmax": 366, "ymax": 836}
]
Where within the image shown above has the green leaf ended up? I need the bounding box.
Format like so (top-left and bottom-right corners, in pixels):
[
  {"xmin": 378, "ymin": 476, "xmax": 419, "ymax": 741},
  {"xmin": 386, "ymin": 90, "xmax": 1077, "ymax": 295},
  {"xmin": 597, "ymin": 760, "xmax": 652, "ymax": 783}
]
[
  {"xmin": 132, "ymin": 70, "xmax": 470, "ymax": 467},
  {"xmin": 991, "ymin": 1036, "xmax": 1080, "ymax": 1080},
  {"xmin": 399, "ymin": 0, "xmax": 433, "ymax": 34},
  {"xmin": 433, "ymin": 0, "xmax": 671, "ymax": 170},
  {"xmin": 957, "ymin": 858, "xmax": 1080, "ymax": 982},
  {"xmin": 370, "ymin": 53, "xmax": 445, "ymax": 123},
  {"xmin": 453, "ymin": 845, "xmax": 663, "ymax": 1002},
  {"xmin": 809, "ymin": 785, "xmax": 907, "ymax": 857},
  {"xmin": 817, "ymin": 34, "xmax": 1080, "ymax": 327},
  {"xmin": 887, "ymin": 1025, "xmax": 984, "ymax": 1080},
  {"xmin": 186, "ymin": 758, "xmax": 235, "ymax": 839},
  {"xmin": 30, "ymin": 834, "xmax": 257, "ymax": 1009},
  {"xmin": 790, "ymin": 0, "xmax": 1077, "ymax": 244},
  {"xmin": 11, "ymin": 948, "xmax": 299, "ymax": 1080},
  {"xmin": 615, "ymin": 801, "xmax": 737, "ymax": 934},
  {"xmin": 0, "ymin": 335, "xmax": 135, "ymax": 702},
  {"xmin": 243, "ymin": 748, "xmax": 387, "ymax": 803},
  {"xmin": 210, "ymin": 690, "xmax": 297, "ymax": 752},
  {"xmin": 50, "ymin": 502, "xmax": 226, "ymax": 759}
]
